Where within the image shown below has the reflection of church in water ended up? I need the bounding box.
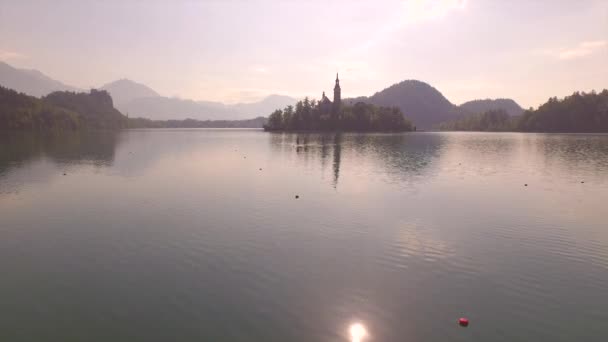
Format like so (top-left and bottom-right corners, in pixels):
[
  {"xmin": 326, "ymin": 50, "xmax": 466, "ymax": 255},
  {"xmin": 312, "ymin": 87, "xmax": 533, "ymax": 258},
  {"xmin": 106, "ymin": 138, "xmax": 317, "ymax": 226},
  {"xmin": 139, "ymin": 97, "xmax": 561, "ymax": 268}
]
[{"xmin": 295, "ymin": 133, "xmax": 342, "ymax": 189}]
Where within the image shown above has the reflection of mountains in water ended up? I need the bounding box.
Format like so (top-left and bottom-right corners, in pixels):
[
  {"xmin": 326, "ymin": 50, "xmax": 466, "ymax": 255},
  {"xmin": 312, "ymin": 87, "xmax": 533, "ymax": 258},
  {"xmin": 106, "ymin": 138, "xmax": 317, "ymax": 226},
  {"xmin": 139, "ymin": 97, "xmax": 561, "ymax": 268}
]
[
  {"xmin": 0, "ymin": 130, "xmax": 122, "ymax": 175},
  {"xmin": 269, "ymin": 132, "xmax": 447, "ymax": 189}
]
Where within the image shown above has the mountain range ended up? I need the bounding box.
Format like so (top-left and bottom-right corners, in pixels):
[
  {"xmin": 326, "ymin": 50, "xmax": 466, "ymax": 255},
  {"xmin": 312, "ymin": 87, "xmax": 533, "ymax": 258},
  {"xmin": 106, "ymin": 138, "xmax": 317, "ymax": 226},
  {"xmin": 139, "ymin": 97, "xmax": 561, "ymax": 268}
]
[
  {"xmin": 0, "ymin": 61, "xmax": 523, "ymax": 128},
  {"xmin": 0, "ymin": 61, "xmax": 80, "ymax": 97},
  {"xmin": 345, "ymin": 81, "xmax": 524, "ymax": 129},
  {"xmin": 0, "ymin": 62, "xmax": 298, "ymax": 121}
]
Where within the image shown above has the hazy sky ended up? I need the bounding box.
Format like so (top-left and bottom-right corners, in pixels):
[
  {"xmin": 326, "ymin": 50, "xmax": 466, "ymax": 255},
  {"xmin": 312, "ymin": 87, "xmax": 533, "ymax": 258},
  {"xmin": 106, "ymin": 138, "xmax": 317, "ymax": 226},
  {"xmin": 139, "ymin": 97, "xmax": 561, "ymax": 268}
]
[{"xmin": 1, "ymin": 0, "xmax": 606, "ymax": 107}]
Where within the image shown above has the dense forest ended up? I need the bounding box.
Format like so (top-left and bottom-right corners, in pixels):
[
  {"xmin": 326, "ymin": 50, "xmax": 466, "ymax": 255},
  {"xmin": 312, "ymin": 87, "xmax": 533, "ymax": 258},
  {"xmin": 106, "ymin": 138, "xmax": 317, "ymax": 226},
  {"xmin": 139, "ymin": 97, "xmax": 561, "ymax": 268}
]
[
  {"xmin": 264, "ymin": 98, "xmax": 414, "ymax": 132},
  {"xmin": 0, "ymin": 86, "xmax": 127, "ymax": 130},
  {"xmin": 440, "ymin": 90, "xmax": 608, "ymax": 132}
]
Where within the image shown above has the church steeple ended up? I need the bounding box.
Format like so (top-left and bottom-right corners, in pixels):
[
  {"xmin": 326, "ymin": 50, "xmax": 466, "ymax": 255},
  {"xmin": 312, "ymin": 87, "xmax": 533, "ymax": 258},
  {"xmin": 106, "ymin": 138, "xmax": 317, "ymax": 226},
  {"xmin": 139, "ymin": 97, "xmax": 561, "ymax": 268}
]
[{"xmin": 333, "ymin": 73, "xmax": 341, "ymax": 113}]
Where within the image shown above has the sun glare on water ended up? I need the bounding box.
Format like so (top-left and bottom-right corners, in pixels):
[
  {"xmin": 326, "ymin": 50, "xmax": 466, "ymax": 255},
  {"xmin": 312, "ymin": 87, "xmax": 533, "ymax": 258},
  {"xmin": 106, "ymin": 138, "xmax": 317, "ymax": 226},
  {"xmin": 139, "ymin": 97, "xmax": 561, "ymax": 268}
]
[{"xmin": 349, "ymin": 322, "xmax": 368, "ymax": 342}]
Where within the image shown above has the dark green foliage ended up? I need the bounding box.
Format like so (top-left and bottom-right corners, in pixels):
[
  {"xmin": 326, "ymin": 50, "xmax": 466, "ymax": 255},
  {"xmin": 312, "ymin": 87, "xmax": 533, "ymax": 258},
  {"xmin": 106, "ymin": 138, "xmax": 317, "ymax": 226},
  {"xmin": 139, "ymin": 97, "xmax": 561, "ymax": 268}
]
[
  {"xmin": 264, "ymin": 98, "xmax": 413, "ymax": 132},
  {"xmin": 0, "ymin": 86, "xmax": 81, "ymax": 130},
  {"xmin": 518, "ymin": 90, "xmax": 608, "ymax": 132},
  {"xmin": 441, "ymin": 90, "xmax": 608, "ymax": 133},
  {"xmin": 44, "ymin": 89, "xmax": 127, "ymax": 129},
  {"xmin": 0, "ymin": 86, "xmax": 127, "ymax": 130}
]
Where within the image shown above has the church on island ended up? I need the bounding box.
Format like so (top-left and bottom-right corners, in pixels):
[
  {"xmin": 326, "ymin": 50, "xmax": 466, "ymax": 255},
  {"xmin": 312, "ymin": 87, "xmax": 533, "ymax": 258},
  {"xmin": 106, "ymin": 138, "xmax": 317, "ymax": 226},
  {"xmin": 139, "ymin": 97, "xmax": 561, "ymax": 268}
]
[
  {"xmin": 263, "ymin": 72, "xmax": 411, "ymax": 132},
  {"xmin": 318, "ymin": 73, "xmax": 342, "ymax": 117}
]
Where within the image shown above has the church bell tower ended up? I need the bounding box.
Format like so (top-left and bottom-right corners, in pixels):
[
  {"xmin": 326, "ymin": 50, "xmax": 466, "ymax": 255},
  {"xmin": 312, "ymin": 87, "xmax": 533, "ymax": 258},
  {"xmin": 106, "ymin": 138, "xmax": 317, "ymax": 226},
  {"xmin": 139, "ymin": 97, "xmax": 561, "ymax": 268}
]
[{"xmin": 333, "ymin": 73, "xmax": 341, "ymax": 114}]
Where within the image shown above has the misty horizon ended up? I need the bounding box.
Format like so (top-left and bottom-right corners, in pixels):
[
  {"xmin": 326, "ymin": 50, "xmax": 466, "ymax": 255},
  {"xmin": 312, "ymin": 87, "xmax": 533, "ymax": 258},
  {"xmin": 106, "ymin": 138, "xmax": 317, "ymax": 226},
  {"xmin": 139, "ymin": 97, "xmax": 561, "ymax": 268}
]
[{"xmin": 1, "ymin": 0, "xmax": 606, "ymax": 108}]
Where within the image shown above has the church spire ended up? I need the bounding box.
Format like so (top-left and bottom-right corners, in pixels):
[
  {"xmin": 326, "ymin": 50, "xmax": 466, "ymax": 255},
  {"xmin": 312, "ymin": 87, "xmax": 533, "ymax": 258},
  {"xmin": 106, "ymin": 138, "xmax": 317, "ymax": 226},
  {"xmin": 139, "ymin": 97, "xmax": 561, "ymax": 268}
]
[{"xmin": 333, "ymin": 73, "xmax": 341, "ymax": 114}]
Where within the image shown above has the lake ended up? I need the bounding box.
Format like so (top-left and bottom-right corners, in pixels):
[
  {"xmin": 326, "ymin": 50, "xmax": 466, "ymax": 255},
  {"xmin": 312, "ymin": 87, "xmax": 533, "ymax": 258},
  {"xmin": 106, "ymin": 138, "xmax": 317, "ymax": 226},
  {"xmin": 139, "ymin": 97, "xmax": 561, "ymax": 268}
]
[{"xmin": 1, "ymin": 129, "xmax": 607, "ymax": 341}]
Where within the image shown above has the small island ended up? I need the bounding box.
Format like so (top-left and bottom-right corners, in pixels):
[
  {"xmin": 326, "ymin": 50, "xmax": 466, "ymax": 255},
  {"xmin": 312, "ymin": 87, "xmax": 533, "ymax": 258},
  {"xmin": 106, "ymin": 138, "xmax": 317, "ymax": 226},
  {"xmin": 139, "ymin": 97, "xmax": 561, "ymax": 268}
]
[{"xmin": 264, "ymin": 74, "xmax": 414, "ymax": 132}]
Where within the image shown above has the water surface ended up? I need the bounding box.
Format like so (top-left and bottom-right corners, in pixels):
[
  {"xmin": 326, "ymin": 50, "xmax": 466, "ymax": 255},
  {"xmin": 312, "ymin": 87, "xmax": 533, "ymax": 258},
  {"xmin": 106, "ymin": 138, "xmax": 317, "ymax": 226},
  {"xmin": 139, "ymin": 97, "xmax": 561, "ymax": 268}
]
[{"xmin": 1, "ymin": 130, "xmax": 607, "ymax": 341}]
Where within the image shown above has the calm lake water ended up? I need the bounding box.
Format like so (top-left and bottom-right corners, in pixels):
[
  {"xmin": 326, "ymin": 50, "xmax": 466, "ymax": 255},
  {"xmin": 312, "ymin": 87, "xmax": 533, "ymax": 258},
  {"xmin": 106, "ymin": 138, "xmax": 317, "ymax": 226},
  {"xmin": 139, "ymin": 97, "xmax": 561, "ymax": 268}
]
[{"xmin": 1, "ymin": 129, "xmax": 608, "ymax": 342}]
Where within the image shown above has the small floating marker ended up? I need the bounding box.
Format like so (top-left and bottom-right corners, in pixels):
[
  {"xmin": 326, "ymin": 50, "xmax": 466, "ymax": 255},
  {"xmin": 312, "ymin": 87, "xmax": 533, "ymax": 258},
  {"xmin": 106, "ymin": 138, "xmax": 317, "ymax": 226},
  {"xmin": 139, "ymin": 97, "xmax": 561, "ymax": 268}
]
[
  {"xmin": 295, "ymin": 195, "xmax": 299, "ymax": 199},
  {"xmin": 259, "ymin": 168, "xmax": 262, "ymax": 171},
  {"xmin": 524, "ymin": 184, "xmax": 528, "ymax": 186},
  {"xmin": 63, "ymin": 173, "xmax": 67, "ymax": 176},
  {"xmin": 458, "ymin": 317, "xmax": 469, "ymax": 327},
  {"xmin": 581, "ymin": 181, "xmax": 585, "ymax": 183}
]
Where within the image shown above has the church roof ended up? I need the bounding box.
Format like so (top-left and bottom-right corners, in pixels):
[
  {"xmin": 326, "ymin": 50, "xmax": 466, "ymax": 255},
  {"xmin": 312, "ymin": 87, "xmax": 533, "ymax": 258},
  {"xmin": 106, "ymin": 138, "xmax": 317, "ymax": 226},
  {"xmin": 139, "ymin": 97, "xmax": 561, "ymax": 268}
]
[{"xmin": 320, "ymin": 94, "xmax": 332, "ymax": 104}]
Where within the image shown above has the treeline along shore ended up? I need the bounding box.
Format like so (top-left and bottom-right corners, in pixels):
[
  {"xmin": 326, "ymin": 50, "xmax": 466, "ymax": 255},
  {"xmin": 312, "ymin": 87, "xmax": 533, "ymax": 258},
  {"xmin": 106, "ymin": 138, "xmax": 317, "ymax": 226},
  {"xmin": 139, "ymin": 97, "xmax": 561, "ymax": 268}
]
[
  {"xmin": 0, "ymin": 86, "xmax": 266, "ymax": 130},
  {"xmin": 2, "ymin": 85, "xmax": 607, "ymax": 133},
  {"xmin": 440, "ymin": 90, "xmax": 608, "ymax": 133}
]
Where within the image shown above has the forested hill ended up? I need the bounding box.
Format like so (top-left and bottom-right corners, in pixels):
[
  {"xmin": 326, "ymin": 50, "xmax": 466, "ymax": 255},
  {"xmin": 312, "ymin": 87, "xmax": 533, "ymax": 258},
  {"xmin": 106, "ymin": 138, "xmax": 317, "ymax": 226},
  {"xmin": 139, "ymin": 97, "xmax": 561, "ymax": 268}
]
[
  {"xmin": 519, "ymin": 90, "xmax": 608, "ymax": 132},
  {"xmin": 459, "ymin": 98, "xmax": 524, "ymax": 116},
  {"xmin": 440, "ymin": 90, "xmax": 608, "ymax": 132},
  {"xmin": 344, "ymin": 80, "xmax": 461, "ymax": 129},
  {"xmin": 0, "ymin": 86, "xmax": 127, "ymax": 130},
  {"xmin": 344, "ymin": 80, "xmax": 524, "ymax": 129},
  {"xmin": 44, "ymin": 89, "xmax": 128, "ymax": 129}
]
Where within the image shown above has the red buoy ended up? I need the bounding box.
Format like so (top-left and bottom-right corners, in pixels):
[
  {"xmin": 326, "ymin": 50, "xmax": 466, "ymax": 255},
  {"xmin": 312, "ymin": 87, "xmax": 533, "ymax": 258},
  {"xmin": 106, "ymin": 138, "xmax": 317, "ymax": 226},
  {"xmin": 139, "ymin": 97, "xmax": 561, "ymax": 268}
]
[{"xmin": 459, "ymin": 318, "xmax": 469, "ymax": 327}]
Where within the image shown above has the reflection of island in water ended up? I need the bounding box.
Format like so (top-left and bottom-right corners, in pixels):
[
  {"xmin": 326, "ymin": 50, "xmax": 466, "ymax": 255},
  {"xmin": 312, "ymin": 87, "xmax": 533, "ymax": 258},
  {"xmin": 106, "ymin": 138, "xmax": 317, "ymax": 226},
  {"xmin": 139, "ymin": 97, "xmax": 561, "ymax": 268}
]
[
  {"xmin": 0, "ymin": 131, "xmax": 123, "ymax": 193},
  {"xmin": 270, "ymin": 132, "xmax": 446, "ymax": 189},
  {"xmin": 292, "ymin": 133, "xmax": 342, "ymax": 188},
  {"xmin": 0, "ymin": 131, "xmax": 121, "ymax": 171}
]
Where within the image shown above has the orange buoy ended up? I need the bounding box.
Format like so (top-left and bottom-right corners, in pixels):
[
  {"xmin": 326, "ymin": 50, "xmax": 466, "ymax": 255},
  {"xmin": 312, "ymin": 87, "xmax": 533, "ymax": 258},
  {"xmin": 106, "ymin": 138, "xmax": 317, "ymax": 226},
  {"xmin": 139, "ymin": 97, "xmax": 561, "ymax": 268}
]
[{"xmin": 459, "ymin": 318, "xmax": 469, "ymax": 327}]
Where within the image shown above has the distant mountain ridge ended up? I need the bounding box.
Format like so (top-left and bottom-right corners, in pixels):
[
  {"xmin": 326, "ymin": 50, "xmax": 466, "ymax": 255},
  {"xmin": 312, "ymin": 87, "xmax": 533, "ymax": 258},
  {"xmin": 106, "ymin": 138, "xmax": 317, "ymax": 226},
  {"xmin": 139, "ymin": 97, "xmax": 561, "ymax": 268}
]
[
  {"xmin": 459, "ymin": 98, "xmax": 524, "ymax": 116},
  {"xmin": 344, "ymin": 81, "xmax": 528, "ymax": 129},
  {"xmin": 0, "ymin": 61, "xmax": 525, "ymax": 127},
  {"xmin": 232, "ymin": 94, "xmax": 297, "ymax": 119},
  {"xmin": 101, "ymin": 78, "xmax": 298, "ymax": 120},
  {"xmin": 0, "ymin": 62, "xmax": 297, "ymax": 120},
  {"xmin": 115, "ymin": 94, "xmax": 297, "ymax": 121},
  {"xmin": 100, "ymin": 79, "xmax": 160, "ymax": 106},
  {"xmin": 0, "ymin": 61, "xmax": 81, "ymax": 97}
]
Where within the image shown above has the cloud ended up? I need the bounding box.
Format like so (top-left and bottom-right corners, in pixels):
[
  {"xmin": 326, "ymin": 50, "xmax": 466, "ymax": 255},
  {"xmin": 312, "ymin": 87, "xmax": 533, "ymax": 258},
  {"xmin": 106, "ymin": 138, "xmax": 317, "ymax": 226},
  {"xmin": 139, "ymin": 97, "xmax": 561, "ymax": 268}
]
[
  {"xmin": 0, "ymin": 50, "xmax": 26, "ymax": 61},
  {"xmin": 556, "ymin": 40, "xmax": 607, "ymax": 60},
  {"xmin": 401, "ymin": 0, "xmax": 468, "ymax": 24}
]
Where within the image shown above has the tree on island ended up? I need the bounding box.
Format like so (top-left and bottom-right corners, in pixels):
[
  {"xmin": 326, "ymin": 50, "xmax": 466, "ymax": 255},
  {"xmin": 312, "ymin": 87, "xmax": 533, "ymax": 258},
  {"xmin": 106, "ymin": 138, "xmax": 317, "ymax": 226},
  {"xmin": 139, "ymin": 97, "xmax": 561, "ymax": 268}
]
[{"xmin": 264, "ymin": 98, "xmax": 414, "ymax": 132}]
